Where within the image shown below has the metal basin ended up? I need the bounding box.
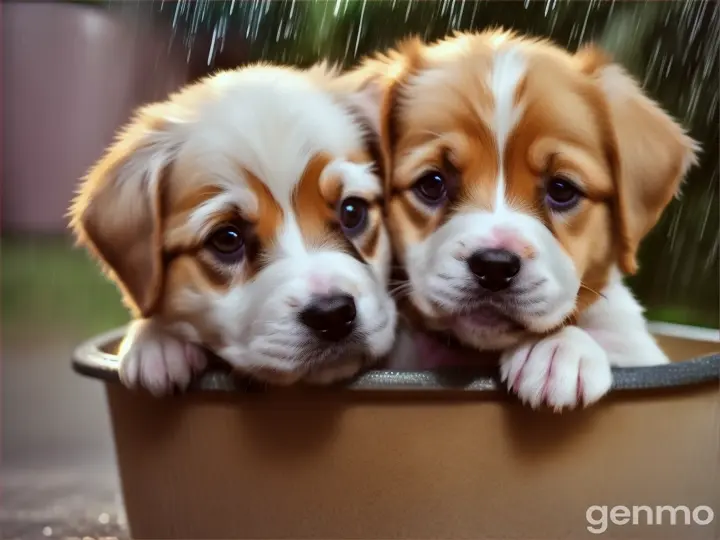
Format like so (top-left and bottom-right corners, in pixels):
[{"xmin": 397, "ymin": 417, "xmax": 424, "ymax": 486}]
[{"xmin": 73, "ymin": 324, "xmax": 719, "ymax": 540}]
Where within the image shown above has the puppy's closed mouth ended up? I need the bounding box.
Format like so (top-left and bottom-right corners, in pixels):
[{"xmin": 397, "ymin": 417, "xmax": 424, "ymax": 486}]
[
  {"xmin": 407, "ymin": 329, "xmax": 499, "ymax": 370},
  {"xmin": 454, "ymin": 305, "xmax": 525, "ymax": 331},
  {"xmin": 241, "ymin": 346, "xmax": 367, "ymax": 386},
  {"xmin": 304, "ymin": 339, "xmax": 365, "ymax": 365}
]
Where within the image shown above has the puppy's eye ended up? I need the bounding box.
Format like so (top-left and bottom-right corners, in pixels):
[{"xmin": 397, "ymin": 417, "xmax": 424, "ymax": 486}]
[
  {"xmin": 545, "ymin": 176, "xmax": 583, "ymax": 211},
  {"xmin": 339, "ymin": 197, "xmax": 369, "ymax": 236},
  {"xmin": 207, "ymin": 224, "xmax": 245, "ymax": 263},
  {"xmin": 412, "ymin": 171, "xmax": 447, "ymax": 205}
]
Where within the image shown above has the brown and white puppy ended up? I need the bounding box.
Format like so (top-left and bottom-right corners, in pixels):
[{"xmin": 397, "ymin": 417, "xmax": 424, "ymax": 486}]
[
  {"xmin": 70, "ymin": 64, "xmax": 396, "ymax": 395},
  {"xmin": 347, "ymin": 31, "xmax": 699, "ymax": 410}
]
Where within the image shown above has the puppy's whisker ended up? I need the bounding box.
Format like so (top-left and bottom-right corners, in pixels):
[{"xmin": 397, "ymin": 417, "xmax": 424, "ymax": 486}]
[
  {"xmin": 580, "ymin": 283, "xmax": 607, "ymax": 300},
  {"xmin": 390, "ymin": 283, "xmax": 413, "ymax": 299}
]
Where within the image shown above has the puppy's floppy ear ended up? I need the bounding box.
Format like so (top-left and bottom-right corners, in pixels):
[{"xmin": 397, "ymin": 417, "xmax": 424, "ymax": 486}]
[
  {"xmin": 332, "ymin": 37, "xmax": 426, "ymax": 187},
  {"xmin": 575, "ymin": 45, "xmax": 700, "ymax": 275},
  {"xmin": 69, "ymin": 104, "xmax": 180, "ymax": 317},
  {"xmin": 336, "ymin": 73, "xmax": 387, "ymax": 141}
]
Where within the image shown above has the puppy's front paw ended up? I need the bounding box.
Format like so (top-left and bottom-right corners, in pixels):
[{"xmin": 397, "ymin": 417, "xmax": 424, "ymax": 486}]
[
  {"xmin": 500, "ymin": 326, "xmax": 612, "ymax": 412},
  {"xmin": 118, "ymin": 320, "xmax": 208, "ymax": 397}
]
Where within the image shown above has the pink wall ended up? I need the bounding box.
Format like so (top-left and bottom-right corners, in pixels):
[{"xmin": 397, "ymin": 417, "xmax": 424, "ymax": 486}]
[{"xmin": 3, "ymin": 3, "xmax": 189, "ymax": 233}]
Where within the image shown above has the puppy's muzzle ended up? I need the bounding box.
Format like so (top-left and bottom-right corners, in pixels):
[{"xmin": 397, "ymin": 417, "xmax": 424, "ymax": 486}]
[
  {"xmin": 466, "ymin": 248, "xmax": 522, "ymax": 292},
  {"xmin": 299, "ymin": 293, "xmax": 357, "ymax": 342}
]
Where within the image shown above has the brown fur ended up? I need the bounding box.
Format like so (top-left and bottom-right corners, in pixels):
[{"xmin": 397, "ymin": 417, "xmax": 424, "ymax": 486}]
[{"xmin": 292, "ymin": 152, "xmax": 337, "ymax": 244}]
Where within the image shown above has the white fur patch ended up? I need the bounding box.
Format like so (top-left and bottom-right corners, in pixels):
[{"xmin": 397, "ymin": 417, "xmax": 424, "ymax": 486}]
[
  {"xmin": 324, "ymin": 159, "xmax": 380, "ymax": 200},
  {"xmin": 488, "ymin": 46, "xmax": 527, "ymax": 211},
  {"xmin": 177, "ymin": 67, "xmax": 366, "ymax": 212},
  {"xmin": 186, "ymin": 187, "xmax": 257, "ymax": 238},
  {"xmin": 275, "ymin": 213, "xmax": 310, "ymax": 258},
  {"xmin": 577, "ymin": 268, "xmax": 670, "ymax": 367}
]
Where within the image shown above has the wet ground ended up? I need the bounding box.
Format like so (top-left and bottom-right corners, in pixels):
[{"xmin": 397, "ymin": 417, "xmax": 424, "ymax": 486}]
[{"xmin": 2, "ymin": 337, "xmax": 128, "ymax": 540}]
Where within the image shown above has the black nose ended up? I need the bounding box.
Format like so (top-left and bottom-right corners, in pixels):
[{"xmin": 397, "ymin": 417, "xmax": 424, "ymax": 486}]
[
  {"xmin": 299, "ymin": 294, "xmax": 357, "ymax": 342},
  {"xmin": 467, "ymin": 249, "xmax": 521, "ymax": 292}
]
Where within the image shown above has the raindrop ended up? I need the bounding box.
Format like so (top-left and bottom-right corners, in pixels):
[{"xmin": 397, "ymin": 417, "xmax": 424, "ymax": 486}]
[
  {"xmin": 469, "ymin": 0, "xmax": 479, "ymax": 28},
  {"xmin": 207, "ymin": 22, "xmax": 219, "ymax": 65},
  {"xmin": 578, "ymin": 0, "xmax": 594, "ymax": 45},
  {"xmin": 354, "ymin": 0, "xmax": 367, "ymax": 57},
  {"xmin": 664, "ymin": 55, "xmax": 674, "ymax": 78}
]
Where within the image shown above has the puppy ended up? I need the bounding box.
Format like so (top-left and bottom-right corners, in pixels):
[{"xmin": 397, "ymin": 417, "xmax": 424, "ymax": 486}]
[
  {"xmin": 348, "ymin": 31, "xmax": 699, "ymax": 410},
  {"xmin": 70, "ymin": 64, "xmax": 397, "ymax": 395}
]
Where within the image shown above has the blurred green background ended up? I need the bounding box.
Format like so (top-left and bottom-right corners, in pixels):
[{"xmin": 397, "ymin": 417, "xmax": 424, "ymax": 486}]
[{"xmin": 2, "ymin": 0, "xmax": 717, "ymax": 345}]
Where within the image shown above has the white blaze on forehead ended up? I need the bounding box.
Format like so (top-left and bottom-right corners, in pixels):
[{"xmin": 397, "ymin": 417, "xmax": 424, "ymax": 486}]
[
  {"xmin": 276, "ymin": 213, "xmax": 309, "ymax": 258},
  {"xmin": 488, "ymin": 46, "xmax": 527, "ymax": 212}
]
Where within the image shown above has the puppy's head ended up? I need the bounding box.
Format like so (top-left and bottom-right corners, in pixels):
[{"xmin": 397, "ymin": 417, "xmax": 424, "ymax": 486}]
[
  {"xmin": 70, "ymin": 64, "xmax": 396, "ymax": 384},
  {"xmin": 363, "ymin": 31, "xmax": 698, "ymax": 351}
]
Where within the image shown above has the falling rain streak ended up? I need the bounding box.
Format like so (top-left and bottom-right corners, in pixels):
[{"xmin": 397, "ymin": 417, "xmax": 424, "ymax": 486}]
[{"xmin": 116, "ymin": 0, "xmax": 717, "ymax": 327}]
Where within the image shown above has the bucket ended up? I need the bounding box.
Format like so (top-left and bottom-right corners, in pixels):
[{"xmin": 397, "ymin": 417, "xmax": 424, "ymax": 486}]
[{"xmin": 72, "ymin": 324, "xmax": 719, "ymax": 540}]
